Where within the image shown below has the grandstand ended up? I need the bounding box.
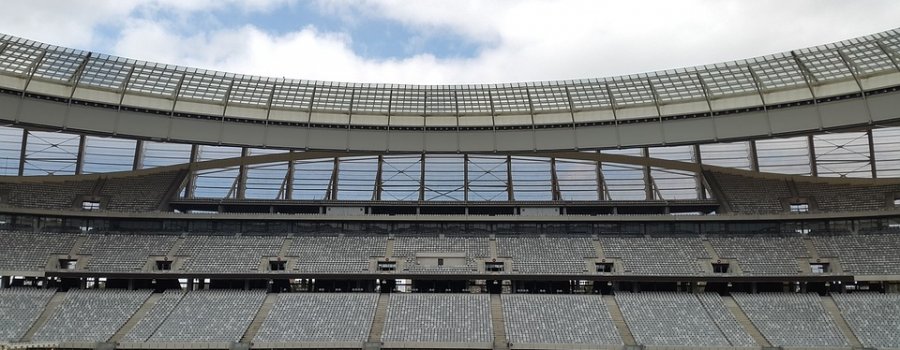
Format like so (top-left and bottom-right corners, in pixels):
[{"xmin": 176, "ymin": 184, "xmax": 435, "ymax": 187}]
[{"xmin": 0, "ymin": 26, "xmax": 900, "ymax": 350}]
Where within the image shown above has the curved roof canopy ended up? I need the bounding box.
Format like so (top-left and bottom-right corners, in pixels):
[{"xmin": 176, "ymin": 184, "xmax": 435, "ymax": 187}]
[{"xmin": 1, "ymin": 28, "xmax": 899, "ymax": 151}]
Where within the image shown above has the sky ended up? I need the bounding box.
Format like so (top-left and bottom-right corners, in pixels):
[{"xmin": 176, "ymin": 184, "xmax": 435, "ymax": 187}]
[{"xmin": 0, "ymin": 0, "xmax": 898, "ymax": 84}]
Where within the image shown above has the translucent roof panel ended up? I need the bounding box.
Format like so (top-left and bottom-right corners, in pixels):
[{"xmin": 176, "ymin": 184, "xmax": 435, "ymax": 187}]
[
  {"xmin": 795, "ymin": 47, "xmax": 853, "ymax": 81},
  {"xmin": 228, "ymin": 76, "xmax": 275, "ymax": 107},
  {"xmin": 698, "ymin": 63, "xmax": 759, "ymax": 97},
  {"xmin": 424, "ymin": 88, "xmax": 458, "ymax": 115},
  {"xmin": 840, "ymin": 40, "xmax": 896, "ymax": 76},
  {"xmin": 178, "ymin": 71, "xmax": 231, "ymax": 102},
  {"xmin": 271, "ymin": 80, "xmax": 314, "ymax": 110},
  {"xmin": 0, "ymin": 27, "xmax": 899, "ymax": 121},
  {"xmin": 567, "ymin": 81, "xmax": 611, "ymax": 111},
  {"xmin": 311, "ymin": 83, "xmax": 353, "ymax": 112},
  {"xmin": 33, "ymin": 48, "xmax": 86, "ymax": 82},
  {"xmin": 882, "ymin": 31, "xmax": 900, "ymax": 59},
  {"xmin": 127, "ymin": 64, "xmax": 184, "ymax": 96},
  {"xmin": 649, "ymin": 71, "xmax": 706, "ymax": 102},
  {"xmin": 605, "ymin": 77, "xmax": 656, "ymax": 106},
  {"xmin": 491, "ymin": 86, "xmax": 532, "ymax": 113},
  {"xmin": 457, "ymin": 88, "xmax": 493, "ymax": 114},
  {"xmin": 746, "ymin": 54, "xmax": 807, "ymax": 90},
  {"xmin": 391, "ymin": 87, "xmax": 426, "ymax": 114},
  {"xmin": 0, "ymin": 41, "xmax": 44, "ymax": 75},
  {"xmin": 78, "ymin": 55, "xmax": 133, "ymax": 89},
  {"xmin": 528, "ymin": 83, "xmax": 571, "ymax": 113},
  {"xmin": 352, "ymin": 86, "xmax": 391, "ymax": 114}
]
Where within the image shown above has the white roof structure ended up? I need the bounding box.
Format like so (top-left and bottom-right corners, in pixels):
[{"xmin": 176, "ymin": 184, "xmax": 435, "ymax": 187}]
[{"xmin": 0, "ymin": 29, "xmax": 899, "ymax": 151}]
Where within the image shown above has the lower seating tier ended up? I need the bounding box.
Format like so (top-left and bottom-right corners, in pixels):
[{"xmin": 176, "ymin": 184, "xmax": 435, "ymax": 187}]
[{"xmin": 0, "ymin": 289, "xmax": 898, "ymax": 349}]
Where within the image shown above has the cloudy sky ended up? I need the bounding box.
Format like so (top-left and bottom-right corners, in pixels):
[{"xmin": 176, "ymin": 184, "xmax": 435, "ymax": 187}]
[{"xmin": 0, "ymin": 0, "xmax": 898, "ymax": 84}]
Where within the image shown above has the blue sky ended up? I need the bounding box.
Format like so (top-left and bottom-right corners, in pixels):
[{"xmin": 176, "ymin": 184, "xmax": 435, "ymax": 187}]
[
  {"xmin": 92, "ymin": 2, "xmax": 483, "ymax": 61},
  {"xmin": 1, "ymin": 0, "xmax": 899, "ymax": 84}
]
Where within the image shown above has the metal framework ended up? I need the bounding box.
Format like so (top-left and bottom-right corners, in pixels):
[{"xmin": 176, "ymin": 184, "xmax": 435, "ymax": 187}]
[{"xmin": 3, "ymin": 124, "xmax": 898, "ymax": 203}]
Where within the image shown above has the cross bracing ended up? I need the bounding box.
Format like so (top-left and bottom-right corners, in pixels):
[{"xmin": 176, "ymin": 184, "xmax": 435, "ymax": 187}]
[{"xmin": 1, "ymin": 125, "xmax": 899, "ymax": 202}]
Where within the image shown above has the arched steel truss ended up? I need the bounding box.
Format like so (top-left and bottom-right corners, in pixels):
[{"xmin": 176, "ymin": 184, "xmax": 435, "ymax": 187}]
[{"xmin": 5, "ymin": 125, "xmax": 900, "ymax": 204}]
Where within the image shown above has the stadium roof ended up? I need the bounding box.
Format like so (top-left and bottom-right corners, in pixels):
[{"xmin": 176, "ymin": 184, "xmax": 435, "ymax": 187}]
[{"xmin": 1, "ymin": 29, "xmax": 900, "ymax": 151}]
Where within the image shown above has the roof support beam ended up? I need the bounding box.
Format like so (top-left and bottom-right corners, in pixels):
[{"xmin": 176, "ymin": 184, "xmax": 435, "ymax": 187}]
[
  {"xmin": 262, "ymin": 78, "xmax": 278, "ymax": 148},
  {"xmin": 419, "ymin": 153, "xmax": 426, "ymax": 201},
  {"xmin": 695, "ymin": 73, "xmax": 718, "ymax": 142},
  {"xmin": 286, "ymin": 154, "xmax": 296, "ymax": 200},
  {"xmin": 550, "ymin": 157, "xmax": 562, "ymax": 201},
  {"xmin": 166, "ymin": 73, "xmax": 187, "ymax": 142},
  {"xmin": 563, "ymin": 86, "xmax": 578, "ymax": 148},
  {"xmin": 604, "ymin": 82, "xmax": 622, "ymax": 147},
  {"xmin": 808, "ymin": 135, "xmax": 818, "ymax": 177},
  {"xmin": 646, "ymin": 78, "xmax": 666, "ymax": 145},
  {"xmin": 526, "ymin": 87, "xmax": 538, "ymax": 151},
  {"xmin": 372, "ymin": 155, "xmax": 384, "ymax": 201},
  {"xmin": 235, "ymin": 147, "xmax": 250, "ymax": 199},
  {"xmin": 304, "ymin": 85, "xmax": 317, "ymax": 150},
  {"xmin": 749, "ymin": 140, "xmax": 760, "ymax": 172},
  {"xmin": 747, "ymin": 66, "xmax": 773, "ymax": 136},
  {"xmin": 642, "ymin": 147, "xmax": 653, "ymax": 200},
  {"xmin": 790, "ymin": 51, "xmax": 823, "ymax": 130},
  {"xmin": 67, "ymin": 52, "xmax": 93, "ymax": 87},
  {"xmin": 17, "ymin": 130, "xmax": 27, "ymax": 176},
  {"xmin": 21, "ymin": 49, "xmax": 47, "ymax": 92},
  {"xmin": 463, "ymin": 154, "xmax": 469, "ymax": 202},
  {"xmin": 506, "ymin": 155, "xmax": 514, "ymax": 201},
  {"xmin": 278, "ymin": 151, "xmax": 296, "ymax": 200},
  {"xmin": 837, "ymin": 49, "xmax": 875, "ymax": 124},
  {"xmin": 74, "ymin": 135, "xmax": 86, "ymax": 175},
  {"xmin": 693, "ymin": 144, "xmax": 707, "ymax": 199},
  {"xmin": 595, "ymin": 152, "xmax": 608, "ymax": 201},
  {"xmin": 324, "ymin": 157, "xmax": 340, "ymax": 201},
  {"xmin": 184, "ymin": 144, "xmax": 199, "ymax": 198},
  {"xmin": 132, "ymin": 140, "xmax": 144, "ymax": 171},
  {"xmin": 868, "ymin": 129, "xmax": 878, "ymax": 179}
]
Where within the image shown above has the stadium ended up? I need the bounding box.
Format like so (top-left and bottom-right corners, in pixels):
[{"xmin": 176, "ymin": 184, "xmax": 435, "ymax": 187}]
[{"xmin": 0, "ymin": 21, "xmax": 900, "ymax": 350}]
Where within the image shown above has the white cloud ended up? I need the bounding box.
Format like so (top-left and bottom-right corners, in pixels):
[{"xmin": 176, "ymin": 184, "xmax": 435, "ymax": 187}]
[
  {"xmin": 3, "ymin": 0, "xmax": 900, "ymax": 84},
  {"xmin": 0, "ymin": 0, "xmax": 135, "ymax": 48}
]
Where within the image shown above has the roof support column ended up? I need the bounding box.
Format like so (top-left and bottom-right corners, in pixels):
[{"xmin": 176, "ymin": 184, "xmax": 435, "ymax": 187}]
[
  {"xmin": 642, "ymin": 147, "xmax": 653, "ymax": 200},
  {"xmin": 868, "ymin": 129, "xmax": 878, "ymax": 178},
  {"xmin": 550, "ymin": 157, "xmax": 561, "ymax": 201},
  {"xmin": 184, "ymin": 144, "xmax": 200, "ymax": 198},
  {"xmin": 419, "ymin": 153, "xmax": 426, "ymax": 201},
  {"xmin": 373, "ymin": 155, "xmax": 384, "ymax": 201},
  {"xmin": 74, "ymin": 135, "xmax": 86, "ymax": 175},
  {"xmin": 235, "ymin": 147, "xmax": 250, "ymax": 199},
  {"xmin": 749, "ymin": 140, "xmax": 760, "ymax": 172},
  {"xmin": 506, "ymin": 155, "xmax": 514, "ymax": 201},
  {"xmin": 17, "ymin": 130, "xmax": 27, "ymax": 176},
  {"xmin": 595, "ymin": 153, "xmax": 608, "ymax": 201},
  {"xmin": 132, "ymin": 140, "xmax": 144, "ymax": 171},
  {"xmin": 693, "ymin": 144, "xmax": 706, "ymax": 199},
  {"xmin": 325, "ymin": 157, "xmax": 339, "ymax": 201},
  {"xmin": 284, "ymin": 152, "xmax": 295, "ymax": 200},
  {"xmin": 463, "ymin": 154, "xmax": 469, "ymax": 202},
  {"xmin": 808, "ymin": 135, "xmax": 818, "ymax": 177}
]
